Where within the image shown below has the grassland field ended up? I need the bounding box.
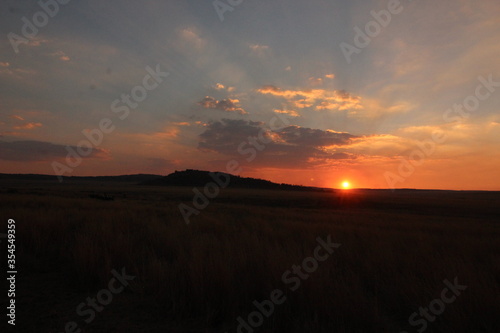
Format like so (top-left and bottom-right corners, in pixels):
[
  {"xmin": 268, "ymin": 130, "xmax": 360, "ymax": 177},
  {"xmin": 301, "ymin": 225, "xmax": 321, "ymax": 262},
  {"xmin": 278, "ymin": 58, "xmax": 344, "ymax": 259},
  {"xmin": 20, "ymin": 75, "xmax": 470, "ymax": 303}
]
[{"xmin": 0, "ymin": 178, "xmax": 499, "ymax": 332}]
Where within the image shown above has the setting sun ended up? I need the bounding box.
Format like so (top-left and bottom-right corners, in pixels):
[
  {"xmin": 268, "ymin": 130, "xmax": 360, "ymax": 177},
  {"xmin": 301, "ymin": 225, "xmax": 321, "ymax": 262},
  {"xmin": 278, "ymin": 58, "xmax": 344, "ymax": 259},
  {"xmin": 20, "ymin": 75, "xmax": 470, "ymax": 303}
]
[{"xmin": 342, "ymin": 181, "xmax": 351, "ymax": 189}]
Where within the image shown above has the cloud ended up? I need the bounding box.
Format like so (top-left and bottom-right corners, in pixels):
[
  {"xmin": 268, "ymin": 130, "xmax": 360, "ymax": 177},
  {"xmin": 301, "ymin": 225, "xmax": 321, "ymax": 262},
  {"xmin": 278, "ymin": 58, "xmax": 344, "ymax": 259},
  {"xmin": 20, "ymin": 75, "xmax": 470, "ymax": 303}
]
[
  {"xmin": 349, "ymin": 98, "xmax": 416, "ymax": 118},
  {"xmin": 258, "ymin": 85, "xmax": 281, "ymax": 94},
  {"xmin": 308, "ymin": 77, "xmax": 323, "ymax": 86},
  {"xmin": 172, "ymin": 122, "xmax": 191, "ymax": 127},
  {"xmin": 305, "ymin": 74, "xmax": 335, "ymax": 86},
  {"xmin": 213, "ymin": 83, "xmax": 235, "ymax": 92},
  {"xmin": 5, "ymin": 113, "xmax": 45, "ymax": 131},
  {"xmin": 13, "ymin": 122, "xmax": 42, "ymax": 130},
  {"xmin": 257, "ymin": 85, "xmax": 362, "ymax": 111},
  {"xmin": 198, "ymin": 119, "xmax": 357, "ymax": 169},
  {"xmin": 249, "ymin": 44, "xmax": 269, "ymax": 51},
  {"xmin": 179, "ymin": 28, "xmax": 206, "ymax": 49},
  {"xmin": 249, "ymin": 44, "xmax": 270, "ymax": 57},
  {"xmin": 277, "ymin": 126, "xmax": 355, "ymax": 147},
  {"xmin": 198, "ymin": 96, "xmax": 248, "ymax": 115},
  {"xmin": 0, "ymin": 65, "xmax": 37, "ymax": 79},
  {"xmin": 0, "ymin": 140, "xmax": 108, "ymax": 162},
  {"xmin": 273, "ymin": 109, "xmax": 300, "ymax": 117},
  {"xmin": 27, "ymin": 38, "xmax": 49, "ymax": 48},
  {"xmin": 344, "ymin": 134, "xmax": 411, "ymax": 157},
  {"xmin": 50, "ymin": 51, "xmax": 70, "ymax": 61},
  {"xmin": 198, "ymin": 119, "xmax": 264, "ymax": 154},
  {"xmin": 131, "ymin": 126, "xmax": 181, "ymax": 140},
  {"xmin": 342, "ymin": 120, "xmax": 500, "ymax": 161}
]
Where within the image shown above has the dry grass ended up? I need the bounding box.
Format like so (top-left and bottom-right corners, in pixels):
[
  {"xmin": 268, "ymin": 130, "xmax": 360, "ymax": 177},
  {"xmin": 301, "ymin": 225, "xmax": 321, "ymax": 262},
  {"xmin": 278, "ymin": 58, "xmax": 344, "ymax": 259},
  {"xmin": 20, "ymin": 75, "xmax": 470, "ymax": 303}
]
[{"xmin": 1, "ymin": 183, "xmax": 499, "ymax": 332}]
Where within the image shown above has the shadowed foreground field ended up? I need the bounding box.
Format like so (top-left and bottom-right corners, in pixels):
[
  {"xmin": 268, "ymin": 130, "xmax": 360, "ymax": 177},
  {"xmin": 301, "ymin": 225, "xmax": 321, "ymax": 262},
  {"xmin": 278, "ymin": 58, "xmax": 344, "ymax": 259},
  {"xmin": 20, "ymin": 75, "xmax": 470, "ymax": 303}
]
[{"xmin": 1, "ymin": 179, "xmax": 499, "ymax": 332}]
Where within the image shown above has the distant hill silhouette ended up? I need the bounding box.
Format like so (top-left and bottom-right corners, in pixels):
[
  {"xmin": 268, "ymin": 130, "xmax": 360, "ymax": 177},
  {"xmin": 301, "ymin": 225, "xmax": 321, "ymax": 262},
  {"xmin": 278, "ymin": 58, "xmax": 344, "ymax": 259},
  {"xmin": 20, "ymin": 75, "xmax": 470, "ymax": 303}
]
[
  {"xmin": 142, "ymin": 169, "xmax": 325, "ymax": 191},
  {"xmin": 0, "ymin": 171, "xmax": 321, "ymax": 191},
  {"xmin": 0, "ymin": 173, "xmax": 162, "ymax": 183}
]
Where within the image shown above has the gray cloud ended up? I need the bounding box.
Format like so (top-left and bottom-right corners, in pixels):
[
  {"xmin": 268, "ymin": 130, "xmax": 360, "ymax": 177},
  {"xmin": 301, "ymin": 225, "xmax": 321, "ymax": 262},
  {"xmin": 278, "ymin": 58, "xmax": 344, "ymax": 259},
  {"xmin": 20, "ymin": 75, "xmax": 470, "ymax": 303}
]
[
  {"xmin": 198, "ymin": 96, "xmax": 248, "ymax": 114},
  {"xmin": 0, "ymin": 140, "xmax": 108, "ymax": 162},
  {"xmin": 198, "ymin": 119, "xmax": 357, "ymax": 169},
  {"xmin": 277, "ymin": 125, "xmax": 354, "ymax": 147}
]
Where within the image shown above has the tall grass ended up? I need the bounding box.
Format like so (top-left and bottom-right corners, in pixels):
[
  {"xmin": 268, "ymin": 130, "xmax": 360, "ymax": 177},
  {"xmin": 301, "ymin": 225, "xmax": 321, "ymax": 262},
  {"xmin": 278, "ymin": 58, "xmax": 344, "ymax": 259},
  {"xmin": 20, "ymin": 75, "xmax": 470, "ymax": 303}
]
[{"xmin": 1, "ymin": 186, "xmax": 499, "ymax": 332}]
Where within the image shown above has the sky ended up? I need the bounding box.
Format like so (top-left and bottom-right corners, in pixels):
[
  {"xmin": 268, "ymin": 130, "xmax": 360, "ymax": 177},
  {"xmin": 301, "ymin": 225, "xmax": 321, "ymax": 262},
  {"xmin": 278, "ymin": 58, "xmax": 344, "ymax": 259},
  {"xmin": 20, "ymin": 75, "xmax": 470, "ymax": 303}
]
[{"xmin": 1, "ymin": 0, "xmax": 499, "ymax": 190}]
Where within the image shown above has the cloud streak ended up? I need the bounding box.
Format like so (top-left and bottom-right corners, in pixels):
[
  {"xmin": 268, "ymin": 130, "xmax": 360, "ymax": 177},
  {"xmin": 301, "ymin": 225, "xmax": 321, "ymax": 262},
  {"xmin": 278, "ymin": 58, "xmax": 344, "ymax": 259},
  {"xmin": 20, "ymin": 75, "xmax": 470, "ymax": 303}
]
[
  {"xmin": 0, "ymin": 140, "xmax": 109, "ymax": 162},
  {"xmin": 257, "ymin": 85, "xmax": 363, "ymax": 112},
  {"xmin": 198, "ymin": 96, "xmax": 248, "ymax": 114}
]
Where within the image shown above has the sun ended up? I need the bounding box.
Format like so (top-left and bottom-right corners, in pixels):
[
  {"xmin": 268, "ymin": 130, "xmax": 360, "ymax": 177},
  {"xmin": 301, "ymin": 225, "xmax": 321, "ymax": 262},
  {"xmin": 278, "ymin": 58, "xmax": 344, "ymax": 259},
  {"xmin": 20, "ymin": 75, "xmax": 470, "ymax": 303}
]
[{"xmin": 341, "ymin": 181, "xmax": 351, "ymax": 189}]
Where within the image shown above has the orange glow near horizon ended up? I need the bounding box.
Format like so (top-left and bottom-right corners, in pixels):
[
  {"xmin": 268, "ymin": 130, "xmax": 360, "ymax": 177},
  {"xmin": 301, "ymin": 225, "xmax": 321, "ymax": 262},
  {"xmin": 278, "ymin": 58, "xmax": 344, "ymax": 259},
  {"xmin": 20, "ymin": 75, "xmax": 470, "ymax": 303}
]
[{"xmin": 342, "ymin": 181, "xmax": 351, "ymax": 189}]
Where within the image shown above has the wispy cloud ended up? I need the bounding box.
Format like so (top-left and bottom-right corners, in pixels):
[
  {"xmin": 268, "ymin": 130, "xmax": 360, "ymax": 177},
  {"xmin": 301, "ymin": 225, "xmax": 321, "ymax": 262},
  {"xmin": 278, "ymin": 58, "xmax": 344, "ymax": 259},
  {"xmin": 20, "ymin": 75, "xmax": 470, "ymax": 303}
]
[
  {"xmin": 258, "ymin": 85, "xmax": 363, "ymax": 112},
  {"xmin": 13, "ymin": 122, "xmax": 42, "ymax": 130},
  {"xmin": 249, "ymin": 44, "xmax": 270, "ymax": 57},
  {"xmin": 198, "ymin": 96, "xmax": 248, "ymax": 114},
  {"xmin": 273, "ymin": 109, "xmax": 300, "ymax": 117}
]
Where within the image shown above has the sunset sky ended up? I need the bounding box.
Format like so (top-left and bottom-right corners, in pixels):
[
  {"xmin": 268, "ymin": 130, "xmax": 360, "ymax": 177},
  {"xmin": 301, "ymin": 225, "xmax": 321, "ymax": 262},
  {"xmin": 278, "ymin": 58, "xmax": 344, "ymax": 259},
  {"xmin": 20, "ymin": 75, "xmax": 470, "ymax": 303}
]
[{"xmin": 1, "ymin": 0, "xmax": 499, "ymax": 190}]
